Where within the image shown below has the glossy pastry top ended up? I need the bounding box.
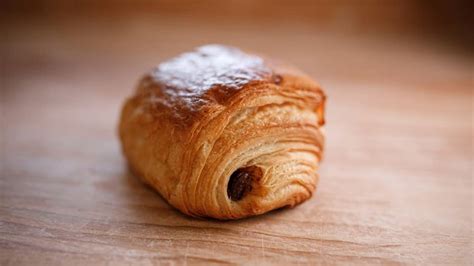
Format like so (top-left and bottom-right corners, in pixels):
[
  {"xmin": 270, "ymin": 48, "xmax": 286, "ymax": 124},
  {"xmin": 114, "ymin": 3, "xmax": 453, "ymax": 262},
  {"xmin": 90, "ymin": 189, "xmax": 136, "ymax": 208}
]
[
  {"xmin": 152, "ymin": 45, "xmax": 272, "ymax": 93},
  {"xmin": 137, "ymin": 44, "xmax": 322, "ymax": 128},
  {"xmin": 138, "ymin": 45, "xmax": 279, "ymax": 126}
]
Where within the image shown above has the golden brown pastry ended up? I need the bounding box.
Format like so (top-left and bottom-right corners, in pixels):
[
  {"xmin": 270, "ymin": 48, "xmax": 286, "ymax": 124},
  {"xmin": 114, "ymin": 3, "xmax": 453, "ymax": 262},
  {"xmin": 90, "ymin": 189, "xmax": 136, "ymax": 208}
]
[{"xmin": 119, "ymin": 45, "xmax": 326, "ymax": 219}]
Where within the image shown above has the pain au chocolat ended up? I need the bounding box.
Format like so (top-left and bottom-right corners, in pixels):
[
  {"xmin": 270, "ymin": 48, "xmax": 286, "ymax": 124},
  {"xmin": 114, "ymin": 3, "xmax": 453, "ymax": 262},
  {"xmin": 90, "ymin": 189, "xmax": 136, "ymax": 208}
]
[{"xmin": 119, "ymin": 45, "xmax": 326, "ymax": 219}]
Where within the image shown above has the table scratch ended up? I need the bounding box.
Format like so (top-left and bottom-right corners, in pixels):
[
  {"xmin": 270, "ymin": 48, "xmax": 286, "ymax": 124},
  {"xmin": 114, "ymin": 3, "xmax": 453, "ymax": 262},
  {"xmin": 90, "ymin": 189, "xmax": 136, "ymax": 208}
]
[{"xmin": 184, "ymin": 241, "xmax": 189, "ymax": 266}]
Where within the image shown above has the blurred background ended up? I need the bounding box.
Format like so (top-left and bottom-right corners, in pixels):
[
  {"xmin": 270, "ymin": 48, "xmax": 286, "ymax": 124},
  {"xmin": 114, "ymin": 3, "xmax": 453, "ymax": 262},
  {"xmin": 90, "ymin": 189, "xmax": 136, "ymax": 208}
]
[
  {"xmin": 2, "ymin": 0, "xmax": 472, "ymax": 87},
  {"xmin": 2, "ymin": 0, "xmax": 473, "ymax": 41}
]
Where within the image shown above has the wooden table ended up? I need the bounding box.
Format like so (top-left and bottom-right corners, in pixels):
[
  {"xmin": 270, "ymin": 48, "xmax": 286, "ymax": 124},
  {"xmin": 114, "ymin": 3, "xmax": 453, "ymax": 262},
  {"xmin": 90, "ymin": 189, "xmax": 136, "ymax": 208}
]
[{"xmin": 1, "ymin": 17, "xmax": 472, "ymax": 265}]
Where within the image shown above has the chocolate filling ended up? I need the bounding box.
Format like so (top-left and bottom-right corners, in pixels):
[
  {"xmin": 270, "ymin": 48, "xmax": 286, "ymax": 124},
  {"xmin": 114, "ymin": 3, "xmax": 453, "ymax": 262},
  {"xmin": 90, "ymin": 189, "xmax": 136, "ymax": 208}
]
[{"xmin": 227, "ymin": 169, "xmax": 253, "ymax": 201}]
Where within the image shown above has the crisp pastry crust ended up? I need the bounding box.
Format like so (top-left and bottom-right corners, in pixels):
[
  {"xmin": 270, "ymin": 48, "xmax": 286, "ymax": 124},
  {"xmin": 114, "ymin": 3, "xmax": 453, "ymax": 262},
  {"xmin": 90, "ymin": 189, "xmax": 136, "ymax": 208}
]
[{"xmin": 119, "ymin": 45, "xmax": 326, "ymax": 219}]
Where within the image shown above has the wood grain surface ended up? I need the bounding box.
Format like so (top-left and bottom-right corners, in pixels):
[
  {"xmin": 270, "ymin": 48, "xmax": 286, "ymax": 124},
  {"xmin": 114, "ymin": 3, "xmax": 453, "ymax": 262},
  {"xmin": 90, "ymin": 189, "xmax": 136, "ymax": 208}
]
[{"xmin": 1, "ymin": 17, "xmax": 473, "ymax": 265}]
